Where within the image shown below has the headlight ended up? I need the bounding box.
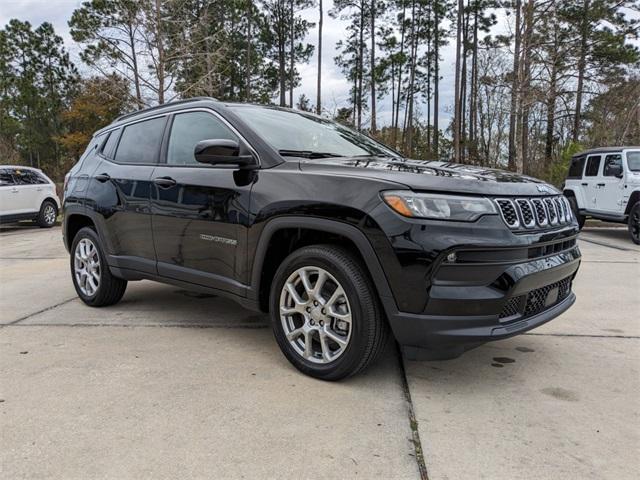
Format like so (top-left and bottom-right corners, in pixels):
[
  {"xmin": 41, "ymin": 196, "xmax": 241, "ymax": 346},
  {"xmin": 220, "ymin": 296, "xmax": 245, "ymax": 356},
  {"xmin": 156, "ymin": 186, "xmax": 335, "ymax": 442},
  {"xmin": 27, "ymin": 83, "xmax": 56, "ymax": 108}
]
[{"xmin": 382, "ymin": 191, "xmax": 497, "ymax": 221}]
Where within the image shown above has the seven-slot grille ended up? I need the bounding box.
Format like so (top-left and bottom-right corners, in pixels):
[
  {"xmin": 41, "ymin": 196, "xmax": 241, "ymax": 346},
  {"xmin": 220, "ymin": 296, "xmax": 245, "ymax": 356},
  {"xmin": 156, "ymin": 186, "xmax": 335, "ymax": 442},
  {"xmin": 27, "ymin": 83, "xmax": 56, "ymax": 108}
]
[{"xmin": 495, "ymin": 196, "xmax": 573, "ymax": 231}]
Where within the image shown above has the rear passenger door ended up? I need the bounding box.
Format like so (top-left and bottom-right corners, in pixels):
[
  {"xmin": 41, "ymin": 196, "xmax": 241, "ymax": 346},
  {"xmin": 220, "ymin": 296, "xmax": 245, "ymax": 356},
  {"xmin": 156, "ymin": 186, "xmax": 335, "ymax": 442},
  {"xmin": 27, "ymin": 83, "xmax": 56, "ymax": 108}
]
[
  {"xmin": 87, "ymin": 116, "xmax": 167, "ymax": 274},
  {"xmin": 0, "ymin": 169, "xmax": 19, "ymax": 216},
  {"xmin": 582, "ymin": 155, "xmax": 601, "ymax": 211},
  {"xmin": 150, "ymin": 110, "xmax": 253, "ymax": 295}
]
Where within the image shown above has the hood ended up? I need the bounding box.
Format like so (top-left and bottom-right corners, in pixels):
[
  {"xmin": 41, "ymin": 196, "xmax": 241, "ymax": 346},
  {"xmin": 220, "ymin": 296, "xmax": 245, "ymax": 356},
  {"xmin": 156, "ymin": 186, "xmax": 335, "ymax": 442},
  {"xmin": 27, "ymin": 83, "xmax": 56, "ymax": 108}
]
[{"xmin": 299, "ymin": 156, "xmax": 561, "ymax": 196}]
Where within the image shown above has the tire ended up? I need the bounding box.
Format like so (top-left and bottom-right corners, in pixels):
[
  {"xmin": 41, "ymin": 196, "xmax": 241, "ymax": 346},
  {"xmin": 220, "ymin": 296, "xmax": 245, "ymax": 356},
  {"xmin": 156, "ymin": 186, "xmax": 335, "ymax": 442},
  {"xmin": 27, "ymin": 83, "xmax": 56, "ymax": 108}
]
[
  {"xmin": 70, "ymin": 227, "xmax": 127, "ymax": 306},
  {"xmin": 628, "ymin": 202, "xmax": 640, "ymax": 245},
  {"xmin": 36, "ymin": 200, "xmax": 58, "ymax": 228},
  {"xmin": 568, "ymin": 196, "xmax": 585, "ymax": 229},
  {"xmin": 269, "ymin": 245, "xmax": 389, "ymax": 381}
]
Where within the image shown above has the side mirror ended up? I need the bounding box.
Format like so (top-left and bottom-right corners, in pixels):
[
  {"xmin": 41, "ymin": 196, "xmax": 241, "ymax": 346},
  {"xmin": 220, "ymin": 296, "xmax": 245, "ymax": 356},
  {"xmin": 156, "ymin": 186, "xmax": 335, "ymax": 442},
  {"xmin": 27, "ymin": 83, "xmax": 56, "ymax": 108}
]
[{"xmin": 194, "ymin": 139, "xmax": 258, "ymax": 169}]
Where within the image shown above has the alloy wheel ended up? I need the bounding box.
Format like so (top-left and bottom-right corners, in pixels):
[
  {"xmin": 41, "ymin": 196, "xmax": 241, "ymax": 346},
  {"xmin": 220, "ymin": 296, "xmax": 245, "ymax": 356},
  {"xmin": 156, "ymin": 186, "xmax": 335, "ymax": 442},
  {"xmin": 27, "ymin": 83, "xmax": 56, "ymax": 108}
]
[
  {"xmin": 279, "ymin": 266, "xmax": 352, "ymax": 364},
  {"xmin": 43, "ymin": 204, "xmax": 56, "ymax": 225},
  {"xmin": 74, "ymin": 238, "xmax": 101, "ymax": 296}
]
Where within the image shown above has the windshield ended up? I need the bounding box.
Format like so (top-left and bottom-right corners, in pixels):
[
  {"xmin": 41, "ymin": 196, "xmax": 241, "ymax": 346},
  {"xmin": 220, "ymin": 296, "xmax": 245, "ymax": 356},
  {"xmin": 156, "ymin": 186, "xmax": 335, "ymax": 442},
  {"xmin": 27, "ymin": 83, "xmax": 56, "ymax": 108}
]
[
  {"xmin": 229, "ymin": 106, "xmax": 398, "ymax": 158},
  {"xmin": 627, "ymin": 151, "xmax": 640, "ymax": 171}
]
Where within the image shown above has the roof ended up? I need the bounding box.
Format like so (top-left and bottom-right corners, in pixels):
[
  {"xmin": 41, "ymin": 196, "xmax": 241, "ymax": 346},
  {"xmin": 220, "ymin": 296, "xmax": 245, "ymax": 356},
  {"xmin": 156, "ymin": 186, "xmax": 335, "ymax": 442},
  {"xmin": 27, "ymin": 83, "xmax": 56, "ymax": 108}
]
[
  {"xmin": 573, "ymin": 146, "xmax": 640, "ymax": 157},
  {"xmin": 95, "ymin": 97, "xmax": 221, "ymax": 135},
  {"xmin": 0, "ymin": 165, "xmax": 41, "ymax": 171}
]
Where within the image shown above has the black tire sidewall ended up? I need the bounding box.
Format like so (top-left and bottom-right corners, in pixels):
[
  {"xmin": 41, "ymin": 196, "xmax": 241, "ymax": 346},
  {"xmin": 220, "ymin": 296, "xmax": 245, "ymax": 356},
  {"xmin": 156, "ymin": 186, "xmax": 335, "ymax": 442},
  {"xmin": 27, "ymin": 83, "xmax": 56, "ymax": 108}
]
[
  {"xmin": 269, "ymin": 247, "xmax": 377, "ymax": 380},
  {"xmin": 38, "ymin": 200, "xmax": 57, "ymax": 227},
  {"xmin": 70, "ymin": 227, "xmax": 107, "ymax": 304},
  {"xmin": 629, "ymin": 203, "xmax": 640, "ymax": 245},
  {"xmin": 568, "ymin": 197, "xmax": 585, "ymax": 229}
]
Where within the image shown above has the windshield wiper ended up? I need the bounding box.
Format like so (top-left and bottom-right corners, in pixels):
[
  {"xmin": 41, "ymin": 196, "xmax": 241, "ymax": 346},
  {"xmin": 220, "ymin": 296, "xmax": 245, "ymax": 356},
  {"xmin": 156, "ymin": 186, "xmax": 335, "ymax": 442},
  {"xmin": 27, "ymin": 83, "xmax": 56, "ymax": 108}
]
[{"xmin": 278, "ymin": 149, "xmax": 344, "ymax": 159}]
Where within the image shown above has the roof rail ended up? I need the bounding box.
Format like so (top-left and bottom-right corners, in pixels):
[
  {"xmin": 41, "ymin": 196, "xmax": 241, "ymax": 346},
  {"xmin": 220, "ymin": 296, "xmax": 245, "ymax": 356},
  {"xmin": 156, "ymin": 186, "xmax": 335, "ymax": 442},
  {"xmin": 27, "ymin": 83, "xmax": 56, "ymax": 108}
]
[{"xmin": 114, "ymin": 96, "xmax": 218, "ymax": 123}]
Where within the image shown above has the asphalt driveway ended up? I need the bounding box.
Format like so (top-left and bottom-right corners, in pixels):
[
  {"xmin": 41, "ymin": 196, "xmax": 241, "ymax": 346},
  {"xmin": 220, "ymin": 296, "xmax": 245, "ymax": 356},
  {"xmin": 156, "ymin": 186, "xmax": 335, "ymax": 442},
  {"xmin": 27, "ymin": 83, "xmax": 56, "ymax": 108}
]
[{"xmin": 1, "ymin": 225, "xmax": 638, "ymax": 479}]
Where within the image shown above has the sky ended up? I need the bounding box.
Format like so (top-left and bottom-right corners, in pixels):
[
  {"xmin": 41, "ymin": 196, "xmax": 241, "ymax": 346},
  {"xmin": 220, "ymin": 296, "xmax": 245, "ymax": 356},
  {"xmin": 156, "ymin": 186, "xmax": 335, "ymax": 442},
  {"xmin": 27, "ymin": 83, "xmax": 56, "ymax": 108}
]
[{"xmin": 1, "ymin": 0, "xmax": 504, "ymax": 127}]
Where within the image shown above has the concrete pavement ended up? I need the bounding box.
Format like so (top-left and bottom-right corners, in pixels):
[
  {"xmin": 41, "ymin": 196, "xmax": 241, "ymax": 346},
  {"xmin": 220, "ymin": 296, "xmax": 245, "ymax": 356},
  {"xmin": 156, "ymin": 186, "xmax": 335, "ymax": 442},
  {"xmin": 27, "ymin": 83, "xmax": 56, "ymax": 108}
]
[{"xmin": 1, "ymin": 225, "xmax": 638, "ymax": 479}]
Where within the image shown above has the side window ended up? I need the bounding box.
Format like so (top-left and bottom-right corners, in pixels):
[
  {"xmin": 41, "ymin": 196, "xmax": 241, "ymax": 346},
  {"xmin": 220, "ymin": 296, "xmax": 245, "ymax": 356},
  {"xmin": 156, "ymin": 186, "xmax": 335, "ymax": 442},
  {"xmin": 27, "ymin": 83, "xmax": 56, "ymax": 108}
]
[
  {"xmin": 0, "ymin": 169, "xmax": 14, "ymax": 186},
  {"xmin": 603, "ymin": 154, "xmax": 622, "ymax": 177},
  {"xmin": 567, "ymin": 156, "xmax": 586, "ymax": 179},
  {"xmin": 167, "ymin": 111, "xmax": 238, "ymax": 165},
  {"xmin": 13, "ymin": 170, "xmax": 39, "ymax": 185},
  {"xmin": 101, "ymin": 129, "xmax": 120, "ymax": 159},
  {"xmin": 585, "ymin": 156, "xmax": 601, "ymax": 177},
  {"xmin": 114, "ymin": 117, "xmax": 166, "ymax": 164}
]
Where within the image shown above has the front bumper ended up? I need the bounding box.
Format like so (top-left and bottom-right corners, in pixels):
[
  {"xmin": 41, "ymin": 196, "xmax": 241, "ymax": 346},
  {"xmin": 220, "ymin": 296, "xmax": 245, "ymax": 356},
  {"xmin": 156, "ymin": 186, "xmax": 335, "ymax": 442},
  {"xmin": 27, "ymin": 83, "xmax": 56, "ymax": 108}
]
[{"xmin": 382, "ymin": 226, "xmax": 581, "ymax": 360}]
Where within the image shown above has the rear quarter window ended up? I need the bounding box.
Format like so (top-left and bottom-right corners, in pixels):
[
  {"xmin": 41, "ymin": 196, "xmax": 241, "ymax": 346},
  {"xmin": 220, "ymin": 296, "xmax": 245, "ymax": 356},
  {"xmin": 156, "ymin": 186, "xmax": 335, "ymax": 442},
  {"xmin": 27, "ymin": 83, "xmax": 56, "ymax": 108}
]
[{"xmin": 567, "ymin": 156, "xmax": 585, "ymax": 179}]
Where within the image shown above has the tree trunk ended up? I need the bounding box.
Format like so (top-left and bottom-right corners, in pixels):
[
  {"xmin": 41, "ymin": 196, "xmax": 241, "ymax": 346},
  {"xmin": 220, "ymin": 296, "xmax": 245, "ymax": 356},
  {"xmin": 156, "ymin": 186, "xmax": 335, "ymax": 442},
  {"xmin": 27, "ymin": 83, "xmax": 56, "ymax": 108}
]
[
  {"xmin": 357, "ymin": 7, "xmax": 364, "ymax": 130},
  {"xmin": 316, "ymin": 0, "xmax": 323, "ymax": 114},
  {"xmin": 127, "ymin": 24, "xmax": 143, "ymax": 108},
  {"xmin": 572, "ymin": 0, "xmax": 589, "ymax": 143},
  {"xmin": 453, "ymin": 0, "xmax": 464, "ymax": 161},
  {"xmin": 393, "ymin": 0, "xmax": 407, "ymax": 146},
  {"xmin": 370, "ymin": 0, "xmax": 377, "ymax": 133},
  {"xmin": 278, "ymin": 2, "xmax": 286, "ymax": 107},
  {"xmin": 469, "ymin": 3, "xmax": 478, "ymax": 161},
  {"xmin": 433, "ymin": 1, "xmax": 440, "ymax": 157},
  {"xmin": 154, "ymin": 0, "xmax": 165, "ymax": 104},
  {"xmin": 289, "ymin": 0, "xmax": 295, "ymax": 108},
  {"xmin": 507, "ymin": 0, "xmax": 522, "ymax": 170},
  {"xmin": 519, "ymin": 0, "xmax": 534, "ymax": 174},
  {"xmin": 245, "ymin": 3, "xmax": 252, "ymax": 100}
]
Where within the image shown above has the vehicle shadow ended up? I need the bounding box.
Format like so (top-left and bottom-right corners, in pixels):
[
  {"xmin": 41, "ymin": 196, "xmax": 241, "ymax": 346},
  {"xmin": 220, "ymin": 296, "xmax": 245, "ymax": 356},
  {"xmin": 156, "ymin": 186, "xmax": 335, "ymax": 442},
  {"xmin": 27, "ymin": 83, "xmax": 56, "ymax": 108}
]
[{"xmin": 579, "ymin": 226, "xmax": 639, "ymax": 250}]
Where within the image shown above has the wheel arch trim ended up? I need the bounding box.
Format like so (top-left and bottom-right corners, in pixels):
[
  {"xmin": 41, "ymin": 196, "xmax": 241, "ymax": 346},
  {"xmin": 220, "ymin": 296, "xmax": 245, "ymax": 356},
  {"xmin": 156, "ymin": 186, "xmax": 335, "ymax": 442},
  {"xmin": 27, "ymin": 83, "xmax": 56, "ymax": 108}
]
[{"xmin": 249, "ymin": 216, "xmax": 398, "ymax": 314}]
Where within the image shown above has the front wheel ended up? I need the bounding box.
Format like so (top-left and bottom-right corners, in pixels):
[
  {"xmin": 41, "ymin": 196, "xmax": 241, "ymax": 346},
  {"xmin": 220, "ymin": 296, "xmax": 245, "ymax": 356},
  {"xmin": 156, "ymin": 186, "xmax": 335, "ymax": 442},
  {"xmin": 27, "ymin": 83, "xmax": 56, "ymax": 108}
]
[
  {"xmin": 70, "ymin": 227, "xmax": 127, "ymax": 306},
  {"xmin": 568, "ymin": 196, "xmax": 585, "ymax": 229},
  {"xmin": 628, "ymin": 202, "xmax": 640, "ymax": 245},
  {"xmin": 269, "ymin": 245, "xmax": 388, "ymax": 381}
]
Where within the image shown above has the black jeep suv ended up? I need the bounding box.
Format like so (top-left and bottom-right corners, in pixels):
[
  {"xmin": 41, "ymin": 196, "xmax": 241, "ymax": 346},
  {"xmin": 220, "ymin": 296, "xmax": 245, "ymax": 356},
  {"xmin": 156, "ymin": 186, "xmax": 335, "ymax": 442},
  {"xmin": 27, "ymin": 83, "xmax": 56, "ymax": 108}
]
[{"xmin": 63, "ymin": 97, "xmax": 581, "ymax": 380}]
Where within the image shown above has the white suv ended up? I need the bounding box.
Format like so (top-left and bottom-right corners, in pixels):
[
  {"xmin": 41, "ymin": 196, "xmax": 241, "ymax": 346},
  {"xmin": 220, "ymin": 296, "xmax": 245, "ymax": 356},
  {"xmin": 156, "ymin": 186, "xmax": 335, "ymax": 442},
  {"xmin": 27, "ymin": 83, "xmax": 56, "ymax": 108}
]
[
  {"xmin": 0, "ymin": 166, "xmax": 61, "ymax": 228},
  {"xmin": 563, "ymin": 147, "xmax": 640, "ymax": 244}
]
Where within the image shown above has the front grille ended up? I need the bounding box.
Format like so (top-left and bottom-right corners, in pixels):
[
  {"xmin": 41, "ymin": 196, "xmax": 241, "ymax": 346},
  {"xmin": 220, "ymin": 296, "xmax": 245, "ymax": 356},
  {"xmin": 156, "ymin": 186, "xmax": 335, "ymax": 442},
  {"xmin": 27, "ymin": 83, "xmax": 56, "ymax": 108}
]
[
  {"xmin": 499, "ymin": 276, "xmax": 573, "ymax": 321},
  {"xmin": 544, "ymin": 198, "xmax": 558, "ymax": 225},
  {"xmin": 515, "ymin": 199, "xmax": 535, "ymax": 228},
  {"xmin": 495, "ymin": 195, "xmax": 573, "ymax": 231},
  {"xmin": 496, "ymin": 199, "xmax": 519, "ymax": 228}
]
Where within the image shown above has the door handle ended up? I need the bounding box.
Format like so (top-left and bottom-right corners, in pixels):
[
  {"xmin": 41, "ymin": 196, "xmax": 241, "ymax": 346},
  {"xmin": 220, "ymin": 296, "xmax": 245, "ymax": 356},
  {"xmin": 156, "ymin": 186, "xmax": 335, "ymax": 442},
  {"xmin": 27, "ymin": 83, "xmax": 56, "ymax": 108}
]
[
  {"xmin": 153, "ymin": 176, "xmax": 177, "ymax": 188},
  {"xmin": 581, "ymin": 183, "xmax": 588, "ymax": 186},
  {"xmin": 95, "ymin": 173, "xmax": 111, "ymax": 183},
  {"xmin": 597, "ymin": 183, "xmax": 605, "ymax": 187}
]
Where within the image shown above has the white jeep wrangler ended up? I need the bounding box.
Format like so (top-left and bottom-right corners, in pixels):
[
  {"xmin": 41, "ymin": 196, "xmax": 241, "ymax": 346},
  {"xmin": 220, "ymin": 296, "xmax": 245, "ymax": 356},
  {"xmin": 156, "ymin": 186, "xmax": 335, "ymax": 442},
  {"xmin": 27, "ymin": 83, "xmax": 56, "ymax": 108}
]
[{"xmin": 563, "ymin": 147, "xmax": 640, "ymax": 244}]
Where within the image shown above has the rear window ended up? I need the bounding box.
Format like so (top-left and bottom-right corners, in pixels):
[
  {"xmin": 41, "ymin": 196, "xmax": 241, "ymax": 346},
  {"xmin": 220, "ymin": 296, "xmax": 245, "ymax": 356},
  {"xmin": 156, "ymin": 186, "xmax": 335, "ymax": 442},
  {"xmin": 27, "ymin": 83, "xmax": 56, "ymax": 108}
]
[
  {"xmin": 0, "ymin": 169, "xmax": 14, "ymax": 186},
  {"xmin": 585, "ymin": 156, "xmax": 601, "ymax": 176},
  {"xmin": 13, "ymin": 170, "xmax": 47, "ymax": 185},
  {"xmin": 114, "ymin": 117, "xmax": 166, "ymax": 164},
  {"xmin": 567, "ymin": 156, "xmax": 585, "ymax": 179}
]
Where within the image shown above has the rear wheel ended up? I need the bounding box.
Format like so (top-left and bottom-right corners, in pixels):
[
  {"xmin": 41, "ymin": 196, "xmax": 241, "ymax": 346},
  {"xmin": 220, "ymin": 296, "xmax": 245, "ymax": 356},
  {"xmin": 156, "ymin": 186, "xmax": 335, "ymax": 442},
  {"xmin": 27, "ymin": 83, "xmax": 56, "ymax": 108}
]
[
  {"xmin": 628, "ymin": 202, "xmax": 640, "ymax": 245},
  {"xmin": 70, "ymin": 227, "xmax": 127, "ymax": 306},
  {"xmin": 567, "ymin": 196, "xmax": 585, "ymax": 229},
  {"xmin": 36, "ymin": 200, "xmax": 57, "ymax": 228},
  {"xmin": 269, "ymin": 245, "xmax": 388, "ymax": 381}
]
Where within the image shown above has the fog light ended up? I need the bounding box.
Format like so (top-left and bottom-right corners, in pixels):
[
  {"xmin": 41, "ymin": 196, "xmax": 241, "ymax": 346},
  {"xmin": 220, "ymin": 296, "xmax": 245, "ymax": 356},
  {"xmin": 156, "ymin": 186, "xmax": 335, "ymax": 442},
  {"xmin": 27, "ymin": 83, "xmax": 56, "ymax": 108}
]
[{"xmin": 446, "ymin": 252, "xmax": 457, "ymax": 263}]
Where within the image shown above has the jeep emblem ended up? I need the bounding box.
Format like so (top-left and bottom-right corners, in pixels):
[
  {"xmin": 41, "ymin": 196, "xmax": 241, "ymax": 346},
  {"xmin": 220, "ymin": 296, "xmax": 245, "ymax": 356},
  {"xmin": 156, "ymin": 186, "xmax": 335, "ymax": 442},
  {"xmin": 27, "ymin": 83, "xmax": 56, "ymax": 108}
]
[{"xmin": 537, "ymin": 185, "xmax": 553, "ymax": 194}]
